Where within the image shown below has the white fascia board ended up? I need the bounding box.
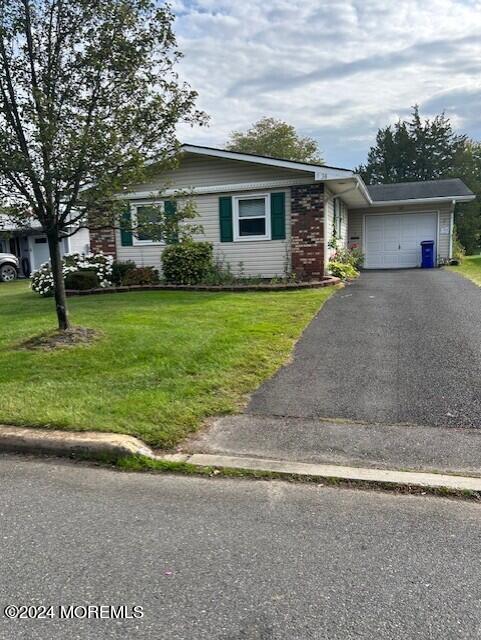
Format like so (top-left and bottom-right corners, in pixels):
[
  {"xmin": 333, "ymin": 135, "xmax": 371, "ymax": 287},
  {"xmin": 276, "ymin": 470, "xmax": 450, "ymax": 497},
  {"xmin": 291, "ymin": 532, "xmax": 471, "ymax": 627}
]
[
  {"xmin": 118, "ymin": 177, "xmax": 315, "ymax": 200},
  {"xmin": 369, "ymin": 194, "xmax": 476, "ymax": 207},
  {"xmin": 322, "ymin": 175, "xmax": 372, "ymax": 206},
  {"xmin": 181, "ymin": 144, "xmax": 354, "ymax": 181}
]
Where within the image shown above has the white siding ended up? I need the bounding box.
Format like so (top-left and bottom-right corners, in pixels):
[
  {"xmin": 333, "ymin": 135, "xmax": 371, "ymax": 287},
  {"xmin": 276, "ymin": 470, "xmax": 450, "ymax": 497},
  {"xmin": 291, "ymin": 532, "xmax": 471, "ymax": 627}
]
[
  {"xmin": 116, "ymin": 188, "xmax": 291, "ymax": 278},
  {"xmin": 128, "ymin": 153, "xmax": 312, "ymax": 193},
  {"xmin": 348, "ymin": 202, "xmax": 454, "ymax": 263},
  {"xmin": 324, "ymin": 189, "xmax": 348, "ymax": 266}
]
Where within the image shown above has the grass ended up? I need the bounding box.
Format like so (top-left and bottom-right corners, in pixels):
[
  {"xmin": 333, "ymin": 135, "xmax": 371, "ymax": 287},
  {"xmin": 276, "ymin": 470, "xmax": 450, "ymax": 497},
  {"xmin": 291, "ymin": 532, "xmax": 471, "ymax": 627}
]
[
  {"xmin": 0, "ymin": 281, "xmax": 335, "ymax": 447},
  {"xmin": 449, "ymin": 254, "xmax": 481, "ymax": 286}
]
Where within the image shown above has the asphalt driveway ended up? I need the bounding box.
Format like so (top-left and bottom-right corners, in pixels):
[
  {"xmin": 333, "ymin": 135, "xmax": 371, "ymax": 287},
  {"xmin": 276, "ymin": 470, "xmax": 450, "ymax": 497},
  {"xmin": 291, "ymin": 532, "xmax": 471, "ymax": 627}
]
[{"xmin": 248, "ymin": 269, "xmax": 481, "ymax": 429}]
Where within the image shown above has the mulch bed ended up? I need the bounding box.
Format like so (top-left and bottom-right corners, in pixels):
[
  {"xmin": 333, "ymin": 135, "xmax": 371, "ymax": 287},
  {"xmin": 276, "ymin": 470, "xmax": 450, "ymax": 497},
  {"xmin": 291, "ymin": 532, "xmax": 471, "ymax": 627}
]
[{"xmin": 65, "ymin": 276, "xmax": 341, "ymax": 297}]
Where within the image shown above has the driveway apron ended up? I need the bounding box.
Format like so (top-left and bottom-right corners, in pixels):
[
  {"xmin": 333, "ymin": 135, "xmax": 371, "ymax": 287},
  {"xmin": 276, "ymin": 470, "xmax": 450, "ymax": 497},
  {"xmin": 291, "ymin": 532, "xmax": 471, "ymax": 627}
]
[{"xmin": 248, "ymin": 269, "xmax": 481, "ymax": 429}]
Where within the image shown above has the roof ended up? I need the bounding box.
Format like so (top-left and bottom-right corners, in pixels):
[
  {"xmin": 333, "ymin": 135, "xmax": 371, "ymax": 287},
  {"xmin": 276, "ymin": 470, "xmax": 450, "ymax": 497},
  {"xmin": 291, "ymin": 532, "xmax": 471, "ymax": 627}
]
[
  {"xmin": 366, "ymin": 178, "xmax": 475, "ymax": 203},
  {"xmin": 181, "ymin": 143, "xmax": 353, "ymax": 173}
]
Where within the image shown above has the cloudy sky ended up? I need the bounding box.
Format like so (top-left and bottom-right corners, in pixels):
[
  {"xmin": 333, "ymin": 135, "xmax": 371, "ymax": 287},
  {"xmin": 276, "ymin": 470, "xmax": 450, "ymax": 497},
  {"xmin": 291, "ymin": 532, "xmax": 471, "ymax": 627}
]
[{"xmin": 172, "ymin": 0, "xmax": 481, "ymax": 168}]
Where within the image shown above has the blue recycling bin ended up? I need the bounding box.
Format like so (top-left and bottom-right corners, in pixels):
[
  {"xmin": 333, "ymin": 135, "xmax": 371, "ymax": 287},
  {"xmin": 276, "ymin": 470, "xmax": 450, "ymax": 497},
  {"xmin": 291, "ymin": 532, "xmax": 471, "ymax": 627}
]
[{"xmin": 420, "ymin": 240, "xmax": 435, "ymax": 268}]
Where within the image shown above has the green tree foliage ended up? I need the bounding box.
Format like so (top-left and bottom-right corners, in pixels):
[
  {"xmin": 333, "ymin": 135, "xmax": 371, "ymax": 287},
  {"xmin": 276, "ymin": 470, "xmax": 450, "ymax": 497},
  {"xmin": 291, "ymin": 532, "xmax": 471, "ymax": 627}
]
[
  {"xmin": 357, "ymin": 106, "xmax": 480, "ymax": 254},
  {"xmin": 226, "ymin": 117, "xmax": 323, "ymax": 164},
  {"xmin": 357, "ymin": 106, "xmax": 466, "ymax": 183},
  {"xmin": 453, "ymin": 141, "xmax": 481, "ymax": 255},
  {"xmin": 0, "ymin": 0, "xmax": 205, "ymax": 330}
]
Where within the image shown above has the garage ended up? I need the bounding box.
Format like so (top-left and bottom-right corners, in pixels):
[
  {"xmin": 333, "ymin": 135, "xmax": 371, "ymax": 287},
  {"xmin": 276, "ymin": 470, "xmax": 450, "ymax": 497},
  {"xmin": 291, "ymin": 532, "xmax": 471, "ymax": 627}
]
[{"xmin": 364, "ymin": 212, "xmax": 437, "ymax": 269}]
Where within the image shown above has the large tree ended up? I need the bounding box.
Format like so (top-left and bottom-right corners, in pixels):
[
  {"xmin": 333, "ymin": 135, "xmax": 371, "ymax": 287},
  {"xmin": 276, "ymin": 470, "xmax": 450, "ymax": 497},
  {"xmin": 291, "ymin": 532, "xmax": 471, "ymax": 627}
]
[
  {"xmin": 0, "ymin": 0, "xmax": 205, "ymax": 330},
  {"xmin": 452, "ymin": 140, "xmax": 481, "ymax": 254},
  {"xmin": 357, "ymin": 106, "xmax": 466, "ymax": 184},
  {"xmin": 226, "ymin": 117, "xmax": 323, "ymax": 164},
  {"xmin": 357, "ymin": 106, "xmax": 480, "ymax": 253}
]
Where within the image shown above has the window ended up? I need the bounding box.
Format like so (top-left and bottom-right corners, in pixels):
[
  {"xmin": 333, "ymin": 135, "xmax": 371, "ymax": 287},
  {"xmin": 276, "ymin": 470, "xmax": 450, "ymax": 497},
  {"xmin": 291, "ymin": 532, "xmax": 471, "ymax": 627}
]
[
  {"xmin": 233, "ymin": 194, "xmax": 270, "ymax": 241},
  {"xmin": 132, "ymin": 203, "xmax": 163, "ymax": 245}
]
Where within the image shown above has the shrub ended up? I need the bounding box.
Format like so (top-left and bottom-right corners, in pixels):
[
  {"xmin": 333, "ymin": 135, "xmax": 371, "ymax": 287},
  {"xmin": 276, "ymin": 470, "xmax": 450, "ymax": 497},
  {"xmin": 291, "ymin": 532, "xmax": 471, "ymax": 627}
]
[
  {"xmin": 452, "ymin": 225, "xmax": 465, "ymax": 263},
  {"xmin": 328, "ymin": 260, "xmax": 359, "ymax": 280},
  {"xmin": 31, "ymin": 253, "xmax": 113, "ymax": 297},
  {"xmin": 122, "ymin": 266, "xmax": 160, "ymax": 285},
  {"xmin": 64, "ymin": 270, "xmax": 99, "ymax": 290},
  {"xmin": 331, "ymin": 245, "xmax": 364, "ymax": 269},
  {"xmin": 112, "ymin": 260, "xmax": 136, "ymax": 285},
  {"xmin": 162, "ymin": 241, "xmax": 213, "ymax": 284}
]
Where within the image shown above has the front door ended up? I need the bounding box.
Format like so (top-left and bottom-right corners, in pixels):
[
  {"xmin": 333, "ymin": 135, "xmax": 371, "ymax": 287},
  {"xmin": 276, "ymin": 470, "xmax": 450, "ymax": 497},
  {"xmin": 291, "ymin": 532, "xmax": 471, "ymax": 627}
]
[{"xmin": 31, "ymin": 236, "xmax": 50, "ymax": 271}]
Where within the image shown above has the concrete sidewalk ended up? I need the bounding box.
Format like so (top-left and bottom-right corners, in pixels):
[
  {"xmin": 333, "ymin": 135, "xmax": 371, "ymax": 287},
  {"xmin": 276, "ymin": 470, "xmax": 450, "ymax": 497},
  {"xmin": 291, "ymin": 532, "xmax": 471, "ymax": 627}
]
[{"xmin": 186, "ymin": 415, "xmax": 481, "ymax": 477}]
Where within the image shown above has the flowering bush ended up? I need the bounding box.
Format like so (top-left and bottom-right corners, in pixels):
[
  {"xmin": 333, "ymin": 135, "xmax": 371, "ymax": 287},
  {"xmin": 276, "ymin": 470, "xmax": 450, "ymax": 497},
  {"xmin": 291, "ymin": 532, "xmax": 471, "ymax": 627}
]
[
  {"xmin": 328, "ymin": 260, "xmax": 359, "ymax": 280},
  {"xmin": 31, "ymin": 253, "xmax": 113, "ymax": 297}
]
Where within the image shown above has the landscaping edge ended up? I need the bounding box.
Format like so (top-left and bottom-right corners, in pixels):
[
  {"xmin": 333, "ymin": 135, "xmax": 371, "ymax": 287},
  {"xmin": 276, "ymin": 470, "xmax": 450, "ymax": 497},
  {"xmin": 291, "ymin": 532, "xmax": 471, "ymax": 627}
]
[
  {"xmin": 1, "ymin": 424, "xmax": 481, "ymax": 500},
  {"xmin": 65, "ymin": 276, "xmax": 341, "ymax": 297}
]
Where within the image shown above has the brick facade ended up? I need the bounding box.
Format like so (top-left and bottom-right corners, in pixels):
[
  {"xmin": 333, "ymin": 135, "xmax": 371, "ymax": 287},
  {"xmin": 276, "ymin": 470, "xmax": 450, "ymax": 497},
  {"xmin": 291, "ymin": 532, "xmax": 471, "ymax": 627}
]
[
  {"xmin": 290, "ymin": 184, "xmax": 325, "ymax": 280},
  {"xmin": 89, "ymin": 227, "xmax": 116, "ymax": 257}
]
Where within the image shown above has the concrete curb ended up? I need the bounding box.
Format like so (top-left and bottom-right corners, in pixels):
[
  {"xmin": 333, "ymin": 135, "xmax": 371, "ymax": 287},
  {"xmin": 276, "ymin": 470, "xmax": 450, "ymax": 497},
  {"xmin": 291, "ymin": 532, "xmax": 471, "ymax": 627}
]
[
  {"xmin": 0, "ymin": 425, "xmax": 154, "ymax": 461},
  {"xmin": 1, "ymin": 425, "xmax": 481, "ymax": 497}
]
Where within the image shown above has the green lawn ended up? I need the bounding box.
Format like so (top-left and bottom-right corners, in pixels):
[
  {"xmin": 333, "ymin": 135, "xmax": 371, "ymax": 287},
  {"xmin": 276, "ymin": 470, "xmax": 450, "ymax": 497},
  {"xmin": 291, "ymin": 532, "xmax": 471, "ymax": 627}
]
[
  {"xmin": 449, "ymin": 255, "xmax": 481, "ymax": 286},
  {"xmin": 0, "ymin": 281, "xmax": 335, "ymax": 447}
]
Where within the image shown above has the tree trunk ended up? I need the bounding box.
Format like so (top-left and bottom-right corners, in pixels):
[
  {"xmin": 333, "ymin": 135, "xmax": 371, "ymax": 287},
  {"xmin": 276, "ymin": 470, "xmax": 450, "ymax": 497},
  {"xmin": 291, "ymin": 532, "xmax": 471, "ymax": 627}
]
[{"xmin": 47, "ymin": 229, "xmax": 70, "ymax": 331}]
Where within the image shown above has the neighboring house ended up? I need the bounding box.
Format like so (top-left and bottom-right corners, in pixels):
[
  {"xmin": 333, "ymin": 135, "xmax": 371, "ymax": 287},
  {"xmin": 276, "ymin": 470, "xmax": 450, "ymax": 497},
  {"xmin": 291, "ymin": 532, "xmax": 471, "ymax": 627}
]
[
  {"xmin": 0, "ymin": 217, "xmax": 90, "ymax": 276},
  {"xmin": 85, "ymin": 144, "xmax": 474, "ymax": 278}
]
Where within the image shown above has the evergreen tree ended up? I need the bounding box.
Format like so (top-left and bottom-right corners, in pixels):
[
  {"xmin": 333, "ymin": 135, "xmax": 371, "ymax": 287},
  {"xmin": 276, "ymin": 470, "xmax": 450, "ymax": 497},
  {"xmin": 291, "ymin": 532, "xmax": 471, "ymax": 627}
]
[
  {"xmin": 357, "ymin": 106, "xmax": 479, "ymax": 254},
  {"xmin": 357, "ymin": 106, "xmax": 466, "ymax": 183}
]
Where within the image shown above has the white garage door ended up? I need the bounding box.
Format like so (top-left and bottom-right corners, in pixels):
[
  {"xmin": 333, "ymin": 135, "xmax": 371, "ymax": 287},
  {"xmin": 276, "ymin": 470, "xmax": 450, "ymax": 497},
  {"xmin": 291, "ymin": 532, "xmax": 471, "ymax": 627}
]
[{"xmin": 365, "ymin": 213, "xmax": 437, "ymax": 269}]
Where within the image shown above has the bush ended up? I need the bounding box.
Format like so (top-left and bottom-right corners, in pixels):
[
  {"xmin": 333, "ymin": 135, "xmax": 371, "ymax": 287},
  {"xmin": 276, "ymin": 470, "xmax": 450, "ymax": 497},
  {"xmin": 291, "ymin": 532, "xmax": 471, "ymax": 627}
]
[
  {"xmin": 112, "ymin": 260, "xmax": 136, "ymax": 285},
  {"xmin": 452, "ymin": 225, "xmax": 466, "ymax": 263},
  {"xmin": 331, "ymin": 245, "xmax": 364, "ymax": 269},
  {"xmin": 122, "ymin": 266, "xmax": 160, "ymax": 286},
  {"xmin": 328, "ymin": 261, "xmax": 359, "ymax": 280},
  {"xmin": 162, "ymin": 241, "xmax": 213, "ymax": 284},
  {"xmin": 31, "ymin": 253, "xmax": 113, "ymax": 297},
  {"xmin": 64, "ymin": 270, "xmax": 99, "ymax": 290}
]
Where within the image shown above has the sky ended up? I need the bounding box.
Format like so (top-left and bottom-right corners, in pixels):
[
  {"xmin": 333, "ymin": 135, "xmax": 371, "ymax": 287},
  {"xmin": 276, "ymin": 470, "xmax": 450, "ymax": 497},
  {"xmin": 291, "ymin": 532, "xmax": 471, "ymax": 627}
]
[{"xmin": 172, "ymin": 0, "xmax": 481, "ymax": 169}]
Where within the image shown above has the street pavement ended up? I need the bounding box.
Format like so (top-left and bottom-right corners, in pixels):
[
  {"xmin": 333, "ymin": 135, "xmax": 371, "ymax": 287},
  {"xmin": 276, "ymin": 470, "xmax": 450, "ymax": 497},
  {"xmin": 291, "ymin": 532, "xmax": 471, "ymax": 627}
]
[{"xmin": 1, "ymin": 454, "xmax": 481, "ymax": 639}]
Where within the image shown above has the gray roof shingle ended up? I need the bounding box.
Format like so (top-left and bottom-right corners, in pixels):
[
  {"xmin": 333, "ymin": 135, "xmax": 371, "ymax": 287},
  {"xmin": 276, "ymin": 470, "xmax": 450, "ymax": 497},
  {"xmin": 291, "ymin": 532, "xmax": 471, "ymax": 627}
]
[{"xmin": 366, "ymin": 178, "xmax": 474, "ymax": 202}]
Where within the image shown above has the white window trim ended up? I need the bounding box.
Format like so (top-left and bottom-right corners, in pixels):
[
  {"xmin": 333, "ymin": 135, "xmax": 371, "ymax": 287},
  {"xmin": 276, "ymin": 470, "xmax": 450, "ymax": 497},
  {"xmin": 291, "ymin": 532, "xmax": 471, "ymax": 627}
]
[
  {"xmin": 131, "ymin": 201, "xmax": 165, "ymax": 246},
  {"xmin": 233, "ymin": 193, "xmax": 271, "ymax": 242}
]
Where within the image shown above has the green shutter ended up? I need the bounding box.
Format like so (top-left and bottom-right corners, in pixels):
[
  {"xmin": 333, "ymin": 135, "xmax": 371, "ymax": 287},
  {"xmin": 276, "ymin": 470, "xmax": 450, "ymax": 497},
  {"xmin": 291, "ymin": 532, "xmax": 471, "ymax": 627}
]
[
  {"xmin": 270, "ymin": 192, "xmax": 286, "ymax": 240},
  {"xmin": 219, "ymin": 196, "xmax": 233, "ymax": 242},
  {"xmin": 120, "ymin": 210, "xmax": 133, "ymax": 246},
  {"xmin": 164, "ymin": 200, "xmax": 178, "ymax": 244}
]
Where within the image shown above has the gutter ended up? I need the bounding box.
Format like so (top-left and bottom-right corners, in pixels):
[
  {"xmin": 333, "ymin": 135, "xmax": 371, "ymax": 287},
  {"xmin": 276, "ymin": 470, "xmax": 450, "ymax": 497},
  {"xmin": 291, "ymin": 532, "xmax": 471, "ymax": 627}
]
[{"xmin": 366, "ymin": 194, "xmax": 476, "ymax": 207}]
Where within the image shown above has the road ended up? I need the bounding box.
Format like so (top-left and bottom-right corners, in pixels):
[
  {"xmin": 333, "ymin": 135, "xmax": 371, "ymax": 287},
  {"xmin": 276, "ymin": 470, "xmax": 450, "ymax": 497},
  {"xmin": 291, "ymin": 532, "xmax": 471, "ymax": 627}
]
[{"xmin": 1, "ymin": 455, "xmax": 481, "ymax": 639}]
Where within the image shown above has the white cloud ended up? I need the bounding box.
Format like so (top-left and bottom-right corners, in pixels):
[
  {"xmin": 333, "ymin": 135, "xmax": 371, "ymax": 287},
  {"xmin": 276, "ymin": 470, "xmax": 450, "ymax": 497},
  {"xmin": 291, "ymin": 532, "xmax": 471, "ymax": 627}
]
[{"xmin": 174, "ymin": 0, "xmax": 481, "ymax": 167}]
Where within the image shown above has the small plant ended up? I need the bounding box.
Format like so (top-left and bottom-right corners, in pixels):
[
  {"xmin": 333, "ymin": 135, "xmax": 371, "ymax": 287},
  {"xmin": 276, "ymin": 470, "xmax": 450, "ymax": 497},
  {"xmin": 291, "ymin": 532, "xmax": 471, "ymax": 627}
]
[
  {"xmin": 328, "ymin": 260, "xmax": 359, "ymax": 280},
  {"xmin": 452, "ymin": 225, "xmax": 465, "ymax": 263},
  {"xmin": 330, "ymin": 245, "xmax": 364, "ymax": 269},
  {"xmin": 202, "ymin": 258, "xmax": 236, "ymax": 285},
  {"xmin": 112, "ymin": 260, "xmax": 137, "ymax": 285},
  {"xmin": 122, "ymin": 267, "xmax": 159, "ymax": 285},
  {"xmin": 64, "ymin": 270, "xmax": 99, "ymax": 290},
  {"xmin": 162, "ymin": 241, "xmax": 214, "ymax": 284},
  {"xmin": 32, "ymin": 253, "xmax": 113, "ymax": 296}
]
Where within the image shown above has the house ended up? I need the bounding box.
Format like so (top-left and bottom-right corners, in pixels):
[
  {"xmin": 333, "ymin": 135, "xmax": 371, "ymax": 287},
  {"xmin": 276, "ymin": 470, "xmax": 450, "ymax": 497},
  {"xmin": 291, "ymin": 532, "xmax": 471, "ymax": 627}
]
[
  {"xmin": 86, "ymin": 144, "xmax": 475, "ymax": 278},
  {"xmin": 0, "ymin": 216, "xmax": 90, "ymax": 277}
]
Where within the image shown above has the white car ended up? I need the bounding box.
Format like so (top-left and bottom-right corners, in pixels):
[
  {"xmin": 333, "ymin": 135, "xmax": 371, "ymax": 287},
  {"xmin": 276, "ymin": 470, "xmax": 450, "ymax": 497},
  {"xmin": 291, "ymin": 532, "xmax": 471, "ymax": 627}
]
[{"xmin": 0, "ymin": 253, "xmax": 19, "ymax": 282}]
